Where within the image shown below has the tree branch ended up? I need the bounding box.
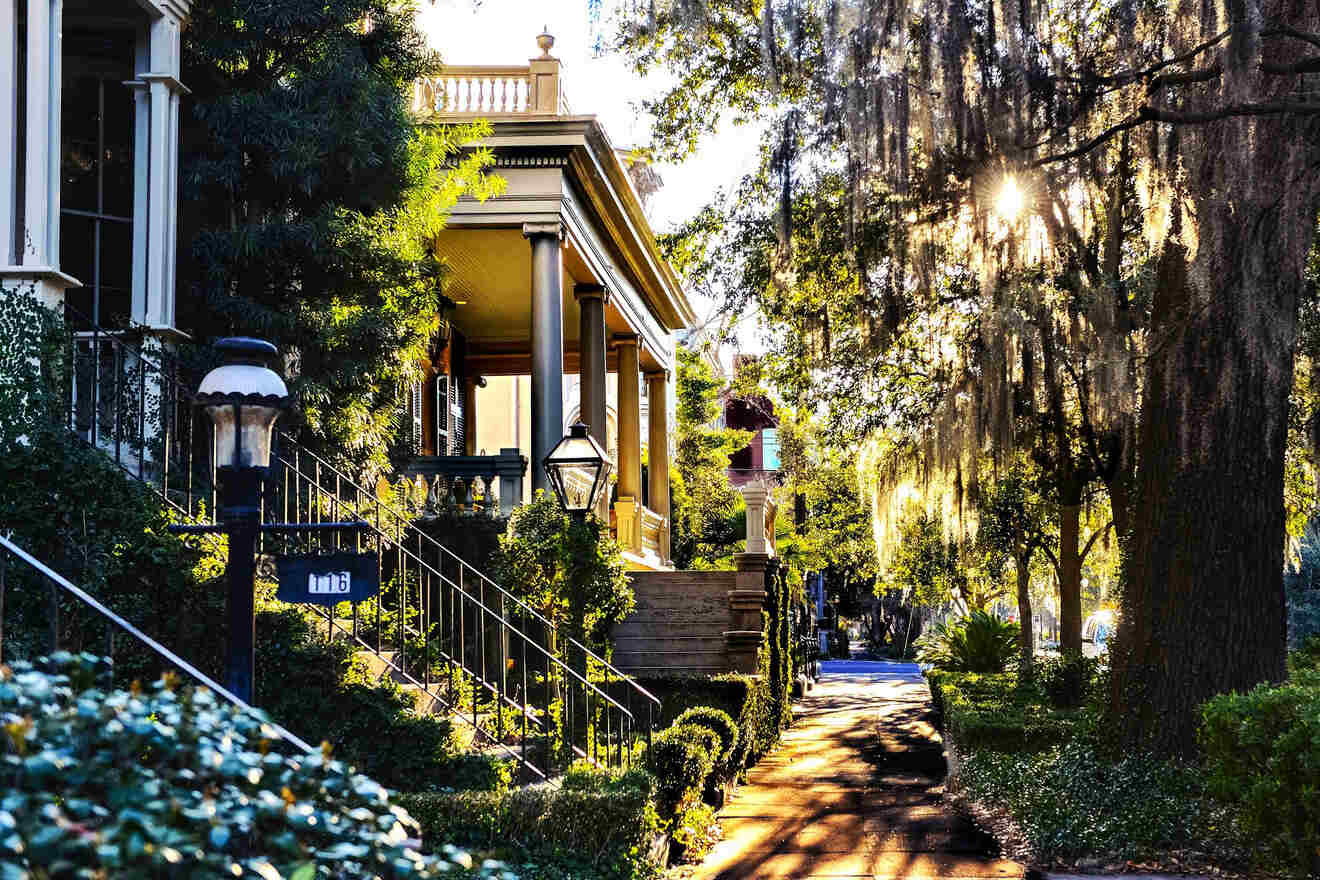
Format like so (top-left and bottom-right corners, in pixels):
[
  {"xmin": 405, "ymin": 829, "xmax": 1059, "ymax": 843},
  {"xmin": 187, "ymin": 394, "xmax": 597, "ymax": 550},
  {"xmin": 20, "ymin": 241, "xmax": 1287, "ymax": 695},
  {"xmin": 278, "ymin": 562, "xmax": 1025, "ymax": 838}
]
[
  {"xmin": 1146, "ymin": 64, "xmax": 1222, "ymax": 93},
  {"xmin": 1080, "ymin": 520, "xmax": 1114, "ymax": 562},
  {"xmin": 1040, "ymin": 543, "xmax": 1061, "ymax": 579}
]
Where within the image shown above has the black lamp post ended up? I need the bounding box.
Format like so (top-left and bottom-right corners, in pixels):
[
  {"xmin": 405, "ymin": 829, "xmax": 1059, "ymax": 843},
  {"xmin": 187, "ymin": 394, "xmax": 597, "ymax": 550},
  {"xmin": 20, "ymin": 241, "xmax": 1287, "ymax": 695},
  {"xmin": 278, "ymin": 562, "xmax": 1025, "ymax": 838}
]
[
  {"xmin": 195, "ymin": 338, "xmax": 290, "ymax": 702},
  {"xmin": 543, "ymin": 422, "xmax": 612, "ymax": 519}
]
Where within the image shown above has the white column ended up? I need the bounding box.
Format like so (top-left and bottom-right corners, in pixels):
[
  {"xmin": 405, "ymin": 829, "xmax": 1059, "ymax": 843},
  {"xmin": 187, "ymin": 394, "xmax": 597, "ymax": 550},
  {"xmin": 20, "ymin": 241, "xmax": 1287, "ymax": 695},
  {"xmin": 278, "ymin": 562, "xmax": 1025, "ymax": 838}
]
[
  {"xmin": 646, "ymin": 370, "xmax": 671, "ymax": 564},
  {"xmin": 128, "ymin": 13, "xmax": 187, "ymax": 330},
  {"xmin": 0, "ymin": 0, "xmax": 78, "ymax": 306}
]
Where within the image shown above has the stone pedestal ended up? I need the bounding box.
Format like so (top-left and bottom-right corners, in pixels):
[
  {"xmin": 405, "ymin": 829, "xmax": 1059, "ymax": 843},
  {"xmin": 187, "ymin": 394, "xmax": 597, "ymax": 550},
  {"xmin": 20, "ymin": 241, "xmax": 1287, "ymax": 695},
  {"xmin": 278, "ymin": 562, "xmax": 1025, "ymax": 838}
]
[{"xmin": 724, "ymin": 552, "xmax": 772, "ymax": 673}]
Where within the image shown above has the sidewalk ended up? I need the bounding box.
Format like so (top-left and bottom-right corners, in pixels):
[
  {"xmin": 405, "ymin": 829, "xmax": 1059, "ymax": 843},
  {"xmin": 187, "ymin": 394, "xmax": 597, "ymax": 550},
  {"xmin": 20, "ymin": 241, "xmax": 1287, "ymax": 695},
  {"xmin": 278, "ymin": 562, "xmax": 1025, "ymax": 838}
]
[{"xmin": 686, "ymin": 659, "xmax": 1026, "ymax": 879}]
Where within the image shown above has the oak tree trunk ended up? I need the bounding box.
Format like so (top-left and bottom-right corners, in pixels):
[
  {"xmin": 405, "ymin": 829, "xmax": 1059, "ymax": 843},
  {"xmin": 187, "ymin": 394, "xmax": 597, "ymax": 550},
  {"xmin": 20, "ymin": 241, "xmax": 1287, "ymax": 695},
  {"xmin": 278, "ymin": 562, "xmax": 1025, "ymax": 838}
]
[
  {"xmin": 1112, "ymin": 47, "xmax": 1320, "ymax": 749},
  {"xmin": 1058, "ymin": 503, "xmax": 1084, "ymax": 659},
  {"xmin": 1015, "ymin": 551, "xmax": 1034, "ymax": 675}
]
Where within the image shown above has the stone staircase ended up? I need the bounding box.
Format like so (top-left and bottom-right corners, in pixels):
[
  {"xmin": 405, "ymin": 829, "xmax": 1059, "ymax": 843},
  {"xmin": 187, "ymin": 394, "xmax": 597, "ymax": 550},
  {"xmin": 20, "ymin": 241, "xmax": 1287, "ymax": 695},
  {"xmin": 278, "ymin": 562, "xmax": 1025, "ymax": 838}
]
[{"xmin": 615, "ymin": 563, "xmax": 771, "ymax": 675}]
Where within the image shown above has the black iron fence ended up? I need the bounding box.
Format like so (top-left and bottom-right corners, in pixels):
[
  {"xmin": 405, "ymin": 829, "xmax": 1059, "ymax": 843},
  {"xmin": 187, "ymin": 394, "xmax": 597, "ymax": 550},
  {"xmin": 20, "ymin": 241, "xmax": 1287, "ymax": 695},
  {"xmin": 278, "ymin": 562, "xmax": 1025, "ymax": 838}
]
[{"xmin": 57, "ymin": 308, "xmax": 659, "ymax": 780}]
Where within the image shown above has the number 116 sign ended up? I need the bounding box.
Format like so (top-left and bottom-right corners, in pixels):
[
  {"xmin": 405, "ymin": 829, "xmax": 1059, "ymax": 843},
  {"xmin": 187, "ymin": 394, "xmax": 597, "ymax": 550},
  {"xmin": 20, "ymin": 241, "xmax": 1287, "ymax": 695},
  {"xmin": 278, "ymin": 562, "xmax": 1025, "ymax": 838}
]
[{"xmin": 276, "ymin": 553, "xmax": 380, "ymax": 606}]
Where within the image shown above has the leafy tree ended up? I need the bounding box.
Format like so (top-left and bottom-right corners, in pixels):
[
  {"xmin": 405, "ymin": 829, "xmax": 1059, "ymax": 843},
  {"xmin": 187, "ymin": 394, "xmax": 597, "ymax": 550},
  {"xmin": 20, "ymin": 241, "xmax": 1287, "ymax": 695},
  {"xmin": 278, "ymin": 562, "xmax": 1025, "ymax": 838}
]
[
  {"xmin": 179, "ymin": 0, "xmax": 502, "ymax": 478},
  {"xmin": 977, "ymin": 465, "xmax": 1050, "ymax": 673},
  {"xmin": 882, "ymin": 505, "xmax": 998, "ymax": 611},
  {"xmin": 494, "ymin": 493, "xmax": 632, "ymax": 658},
  {"xmin": 620, "ymin": 0, "xmax": 1320, "ymax": 754},
  {"xmin": 670, "ymin": 344, "xmax": 751, "ymax": 568}
]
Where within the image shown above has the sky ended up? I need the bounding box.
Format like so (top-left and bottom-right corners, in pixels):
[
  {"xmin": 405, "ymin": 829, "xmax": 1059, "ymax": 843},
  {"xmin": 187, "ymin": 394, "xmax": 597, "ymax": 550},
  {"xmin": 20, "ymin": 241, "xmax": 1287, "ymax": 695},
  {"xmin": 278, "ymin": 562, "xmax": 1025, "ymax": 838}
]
[{"xmin": 414, "ymin": 0, "xmax": 767, "ymax": 349}]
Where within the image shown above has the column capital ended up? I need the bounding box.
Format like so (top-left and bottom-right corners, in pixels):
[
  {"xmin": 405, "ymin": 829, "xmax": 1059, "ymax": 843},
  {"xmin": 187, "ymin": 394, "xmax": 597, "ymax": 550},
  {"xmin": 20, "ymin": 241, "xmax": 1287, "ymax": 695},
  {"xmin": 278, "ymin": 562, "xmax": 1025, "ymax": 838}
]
[
  {"xmin": 644, "ymin": 368, "xmax": 671, "ymax": 382},
  {"xmin": 522, "ymin": 221, "xmax": 564, "ymax": 240},
  {"xmin": 611, "ymin": 333, "xmax": 639, "ymax": 348},
  {"xmin": 573, "ymin": 282, "xmax": 608, "ymax": 304}
]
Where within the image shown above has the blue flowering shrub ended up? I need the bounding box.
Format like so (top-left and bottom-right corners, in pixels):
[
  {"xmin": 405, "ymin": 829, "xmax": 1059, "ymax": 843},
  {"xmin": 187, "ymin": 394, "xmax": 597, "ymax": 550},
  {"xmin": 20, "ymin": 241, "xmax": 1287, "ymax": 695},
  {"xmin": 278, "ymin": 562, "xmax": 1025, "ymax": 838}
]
[{"xmin": 0, "ymin": 652, "xmax": 519, "ymax": 878}]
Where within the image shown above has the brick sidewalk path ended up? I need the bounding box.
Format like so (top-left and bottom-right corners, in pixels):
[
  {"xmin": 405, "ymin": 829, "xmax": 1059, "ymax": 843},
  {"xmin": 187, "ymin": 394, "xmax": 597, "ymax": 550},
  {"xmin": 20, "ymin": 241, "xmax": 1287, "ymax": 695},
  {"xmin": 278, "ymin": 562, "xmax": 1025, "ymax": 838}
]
[{"xmin": 688, "ymin": 659, "xmax": 1025, "ymax": 879}]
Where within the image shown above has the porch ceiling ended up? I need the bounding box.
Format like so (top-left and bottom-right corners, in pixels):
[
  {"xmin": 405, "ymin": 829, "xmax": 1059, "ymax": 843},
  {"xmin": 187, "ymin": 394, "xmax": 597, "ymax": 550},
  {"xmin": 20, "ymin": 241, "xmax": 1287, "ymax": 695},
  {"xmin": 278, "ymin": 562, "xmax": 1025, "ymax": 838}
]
[{"xmin": 436, "ymin": 227, "xmax": 666, "ymax": 373}]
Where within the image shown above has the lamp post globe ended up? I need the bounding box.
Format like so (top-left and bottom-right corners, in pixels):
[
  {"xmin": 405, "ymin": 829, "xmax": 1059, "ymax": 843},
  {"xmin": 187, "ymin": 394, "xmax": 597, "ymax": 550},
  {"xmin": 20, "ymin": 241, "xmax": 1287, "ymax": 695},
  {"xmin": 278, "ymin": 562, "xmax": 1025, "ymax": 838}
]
[
  {"xmin": 197, "ymin": 337, "xmax": 290, "ymax": 473},
  {"xmin": 195, "ymin": 337, "xmax": 290, "ymax": 704},
  {"xmin": 543, "ymin": 422, "xmax": 613, "ymax": 518}
]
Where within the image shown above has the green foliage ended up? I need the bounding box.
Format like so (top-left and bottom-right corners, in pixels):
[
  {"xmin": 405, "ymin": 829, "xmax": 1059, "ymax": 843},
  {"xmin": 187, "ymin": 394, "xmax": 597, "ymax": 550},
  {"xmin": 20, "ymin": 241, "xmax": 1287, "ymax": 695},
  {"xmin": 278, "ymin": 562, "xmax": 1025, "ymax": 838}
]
[
  {"xmin": 632, "ymin": 672, "xmax": 779, "ymax": 770},
  {"xmin": 646, "ymin": 724, "xmax": 716, "ymax": 816},
  {"xmin": 1200, "ymin": 676, "xmax": 1320, "ymax": 877},
  {"xmin": 1286, "ymin": 517, "xmax": 1320, "ymax": 648},
  {"xmin": 0, "ymin": 425, "xmax": 227, "ymax": 680},
  {"xmin": 399, "ymin": 769, "xmax": 663, "ymax": 880},
  {"xmin": 670, "ymin": 802, "xmax": 720, "ymax": 864},
  {"xmin": 0, "ymin": 287, "xmax": 66, "ymax": 449},
  {"xmin": 916, "ymin": 611, "xmax": 1020, "ymax": 674},
  {"xmin": 672, "ymin": 707, "xmax": 739, "ymax": 776},
  {"xmin": 670, "ymin": 345, "xmax": 751, "ymax": 569},
  {"xmin": 883, "ymin": 507, "xmax": 975, "ymax": 609},
  {"xmin": 927, "ymin": 669, "xmax": 1093, "ymax": 754},
  {"xmin": 0, "ymin": 652, "xmax": 515, "ymax": 878},
  {"xmin": 253, "ymin": 608, "xmax": 491, "ymax": 794},
  {"xmin": 959, "ymin": 740, "xmax": 1229, "ymax": 865},
  {"xmin": 495, "ymin": 492, "xmax": 632, "ymax": 655},
  {"xmin": 180, "ymin": 0, "xmax": 503, "ymax": 477}
]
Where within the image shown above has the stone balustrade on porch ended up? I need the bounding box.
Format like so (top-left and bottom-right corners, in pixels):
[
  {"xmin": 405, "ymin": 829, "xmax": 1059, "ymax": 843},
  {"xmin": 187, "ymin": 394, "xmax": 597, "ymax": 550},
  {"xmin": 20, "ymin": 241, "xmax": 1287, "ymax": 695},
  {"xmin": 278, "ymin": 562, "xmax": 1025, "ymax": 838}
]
[
  {"xmin": 401, "ymin": 448, "xmax": 528, "ymax": 518},
  {"xmin": 411, "ymin": 33, "xmax": 569, "ymax": 117}
]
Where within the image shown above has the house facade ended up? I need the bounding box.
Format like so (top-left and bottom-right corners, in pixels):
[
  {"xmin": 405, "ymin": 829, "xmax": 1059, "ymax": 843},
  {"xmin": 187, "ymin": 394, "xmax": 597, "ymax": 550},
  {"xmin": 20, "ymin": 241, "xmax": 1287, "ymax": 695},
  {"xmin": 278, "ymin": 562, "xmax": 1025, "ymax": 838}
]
[
  {"xmin": 407, "ymin": 33, "xmax": 698, "ymax": 570},
  {"xmin": 2, "ymin": 0, "xmax": 190, "ymax": 335}
]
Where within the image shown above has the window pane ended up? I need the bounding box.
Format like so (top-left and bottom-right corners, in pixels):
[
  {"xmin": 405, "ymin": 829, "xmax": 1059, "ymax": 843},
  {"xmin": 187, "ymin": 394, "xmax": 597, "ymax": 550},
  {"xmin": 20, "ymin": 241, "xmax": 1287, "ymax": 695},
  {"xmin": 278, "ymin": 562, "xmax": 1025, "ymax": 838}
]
[
  {"xmin": 61, "ymin": 75, "xmax": 100, "ymax": 213},
  {"xmin": 103, "ymin": 80, "xmax": 135, "ymax": 216},
  {"xmin": 99, "ymin": 220, "xmax": 133, "ymax": 326}
]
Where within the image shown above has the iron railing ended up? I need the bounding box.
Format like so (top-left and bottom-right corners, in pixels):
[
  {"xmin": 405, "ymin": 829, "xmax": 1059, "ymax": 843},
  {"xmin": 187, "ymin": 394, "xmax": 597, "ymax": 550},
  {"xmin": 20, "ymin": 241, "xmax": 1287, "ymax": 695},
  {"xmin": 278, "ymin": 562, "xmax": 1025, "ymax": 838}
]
[
  {"xmin": 59, "ymin": 309, "xmax": 659, "ymax": 779},
  {"xmin": 0, "ymin": 534, "xmax": 315, "ymax": 755}
]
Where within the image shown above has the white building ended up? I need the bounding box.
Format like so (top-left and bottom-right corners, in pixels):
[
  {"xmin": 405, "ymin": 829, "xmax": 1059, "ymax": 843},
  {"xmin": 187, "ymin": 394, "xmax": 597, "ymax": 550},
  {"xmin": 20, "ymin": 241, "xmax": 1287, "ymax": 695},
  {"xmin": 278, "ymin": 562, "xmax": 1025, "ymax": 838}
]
[{"xmin": 2, "ymin": 0, "xmax": 190, "ymax": 334}]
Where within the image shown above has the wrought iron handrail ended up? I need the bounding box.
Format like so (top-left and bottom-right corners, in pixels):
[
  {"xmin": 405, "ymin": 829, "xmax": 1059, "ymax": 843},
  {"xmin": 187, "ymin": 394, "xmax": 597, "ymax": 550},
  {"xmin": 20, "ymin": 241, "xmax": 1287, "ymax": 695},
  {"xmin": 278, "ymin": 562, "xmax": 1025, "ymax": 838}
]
[
  {"xmin": 0, "ymin": 534, "xmax": 315, "ymax": 754},
  {"xmin": 284, "ymin": 439, "xmax": 662, "ymax": 711},
  {"xmin": 58, "ymin": 306, "xmax": 658, "ymax": 778}
]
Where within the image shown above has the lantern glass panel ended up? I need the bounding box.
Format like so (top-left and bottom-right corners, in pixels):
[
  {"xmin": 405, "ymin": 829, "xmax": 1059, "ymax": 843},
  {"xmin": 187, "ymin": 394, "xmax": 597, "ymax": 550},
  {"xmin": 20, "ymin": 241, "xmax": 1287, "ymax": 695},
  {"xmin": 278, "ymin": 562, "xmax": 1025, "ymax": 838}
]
[{"xmin": 208, "ymin": 403, "xmax": 282, "ymax": 469}]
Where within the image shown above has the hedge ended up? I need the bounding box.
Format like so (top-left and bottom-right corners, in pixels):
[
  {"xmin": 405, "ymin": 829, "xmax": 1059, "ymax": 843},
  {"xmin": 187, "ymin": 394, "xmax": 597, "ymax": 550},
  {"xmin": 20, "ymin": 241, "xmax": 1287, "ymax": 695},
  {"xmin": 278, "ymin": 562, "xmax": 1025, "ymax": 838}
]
[
  {"xmin": 646, "ymin": 724, "xmax": 716, "ymax": 816},
  {"xmin": 631, "ymin": 672, "xmax": 778, "ymax": 770},
  {"xmin": 673, "ymin": 706, "xmax": 739, "ymax": 777},
  {"xmin": 1200, "ymin": 671, "xmax": 1320, "ymax": 877},
  {"xmin": 926, "ymin": 668, "xmax": 1093, "ymax": 753},
  {"xmin": 399, "ymin": 768, "xmax": 663, "ymax": 880},
  {"xmin": 0, "ymin": 652, "xmax": 514, "ymax": 878}
]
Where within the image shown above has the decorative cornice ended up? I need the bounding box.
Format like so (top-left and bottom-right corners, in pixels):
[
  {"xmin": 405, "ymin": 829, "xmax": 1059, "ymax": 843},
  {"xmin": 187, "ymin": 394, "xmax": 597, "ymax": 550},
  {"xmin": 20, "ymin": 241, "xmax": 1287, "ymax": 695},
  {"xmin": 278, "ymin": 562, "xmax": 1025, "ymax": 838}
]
[
  {"xmin": 493, "ymin": 155, "xmax": 570, "ymax": 168},
  {"xmin": 0, "ymin": 266, "xmax": 82, "ymax": 289}
]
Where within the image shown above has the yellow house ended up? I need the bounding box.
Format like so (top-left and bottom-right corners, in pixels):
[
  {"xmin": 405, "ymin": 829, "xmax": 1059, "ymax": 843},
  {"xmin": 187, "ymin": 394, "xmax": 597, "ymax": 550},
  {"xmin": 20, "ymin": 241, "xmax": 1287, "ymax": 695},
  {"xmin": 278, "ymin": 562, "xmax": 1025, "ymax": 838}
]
[{"xmin": 403, "ymin": 33, "xmax": 697, "ymax": 571}]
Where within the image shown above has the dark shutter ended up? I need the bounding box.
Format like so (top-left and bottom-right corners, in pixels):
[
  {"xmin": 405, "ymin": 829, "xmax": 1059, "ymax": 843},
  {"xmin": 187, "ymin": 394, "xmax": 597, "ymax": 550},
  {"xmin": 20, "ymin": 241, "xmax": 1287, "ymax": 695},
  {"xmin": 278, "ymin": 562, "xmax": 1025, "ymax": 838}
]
[
  {"xmin": 451, "ymin": 375, "xmax": 465, "ymax": 455},
  {"xmin": 434, "ymin": 375, "xmax": 449, "ymax": 455},
  {"xmin": 410, "ymin": 382, "xmax": 423, "ymax": 454}
]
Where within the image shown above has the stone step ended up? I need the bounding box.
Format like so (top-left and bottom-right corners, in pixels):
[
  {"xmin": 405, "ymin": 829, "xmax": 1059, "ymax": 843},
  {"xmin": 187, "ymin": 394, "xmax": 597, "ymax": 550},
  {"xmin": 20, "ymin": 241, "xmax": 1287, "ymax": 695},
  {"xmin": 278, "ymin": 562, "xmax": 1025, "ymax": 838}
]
[
  {"xmin": 613, "ymin": 622, "xmax": 727, "ymax": 638},
  {"xmin": 613, "ymin": 649, "xmax": 727, "ymax": 670}
]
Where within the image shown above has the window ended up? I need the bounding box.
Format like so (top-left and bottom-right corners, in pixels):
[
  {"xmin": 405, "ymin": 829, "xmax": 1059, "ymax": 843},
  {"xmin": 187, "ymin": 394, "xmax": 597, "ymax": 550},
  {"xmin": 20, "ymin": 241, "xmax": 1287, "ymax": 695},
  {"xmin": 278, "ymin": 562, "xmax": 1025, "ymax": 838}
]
[{"xmin": 60, "ymin": 32, "xmax": 136, "ymax": 328}]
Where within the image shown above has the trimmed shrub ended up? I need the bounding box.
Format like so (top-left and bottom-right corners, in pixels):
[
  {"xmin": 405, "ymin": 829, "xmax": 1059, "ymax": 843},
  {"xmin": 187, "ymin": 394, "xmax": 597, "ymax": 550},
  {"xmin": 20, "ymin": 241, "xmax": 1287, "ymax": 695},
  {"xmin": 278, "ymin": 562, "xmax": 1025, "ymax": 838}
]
[
  {"xmin": 0, "ymin": 652, "xmax": 514, "ymax": 878},
  {"xmin": 1200, "ymin": 677, "xmax": 1320, "ymax": 877},
  {"xmin": 632, "ymin": 673, "xmax": 776, "ymax": 770},
  {"xmin": 399, "ymin": 768, "xmax": 663, "ymax": 880},
  {"xmin": 673, "ymin": 706, "xmax": 740, "ymax": 777},
  {"xmin": 646, "ymin": 723, "xmax": 716, "ymax": 816},
  {"xmin": 959, "ymin": 739, "xmax": 1229, "ymax": 865},
  {"xmin": 916, "ymin": 611, "xmax": 1019, "ymax": 673},
  {"xmin": 926, "ymin": 669, "xmax": 1095, "ymax": 753}
]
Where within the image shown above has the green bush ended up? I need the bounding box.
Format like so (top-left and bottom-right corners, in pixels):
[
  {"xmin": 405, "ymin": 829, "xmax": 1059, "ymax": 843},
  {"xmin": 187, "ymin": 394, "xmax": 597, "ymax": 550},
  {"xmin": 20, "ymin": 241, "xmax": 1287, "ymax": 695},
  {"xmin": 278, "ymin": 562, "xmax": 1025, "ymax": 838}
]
[
  {"xmin": 0, "ymin": 652, "xmax": 516, "ymax": 878},
  {"xmin": 631, "ymin": 673, "xmax": 776, "ymax": 770},
  {"xmin": 399, "ymin": 768, "xmax": 663, "ymax": 880},
  {"xmin": 958, "ymin": 739, "xmax": 1229, "ymax": 864},
  {"xmin": 646, "ymin": 723, "xmax": 716, "ymax": 816},
  {"xmin": 673, "ymin": 706, "xmax": 740, "ymax": 777},
  {"xmin": 1200, "ymin": 676, "xmax": 1320, "ymax": 877},
  {"xmin": 916, "ymin": 610, "xmax": 1019, "ymax": 673},
  {"xmin": 926, "ymin": 668, "xmax": 1095, "ymax": 753}
]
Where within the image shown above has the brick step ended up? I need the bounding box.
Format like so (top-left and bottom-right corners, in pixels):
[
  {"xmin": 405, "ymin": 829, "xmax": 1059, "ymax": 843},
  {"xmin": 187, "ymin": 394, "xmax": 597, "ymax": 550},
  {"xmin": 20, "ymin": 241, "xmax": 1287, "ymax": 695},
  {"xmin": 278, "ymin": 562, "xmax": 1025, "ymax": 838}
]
[
  {"xmin": 612, "ymin": 664, "xmax": 730, "ymax": 675},
  {"xmin": 629, "ymin": 599, "xmax": 728, "ymax": 614}
]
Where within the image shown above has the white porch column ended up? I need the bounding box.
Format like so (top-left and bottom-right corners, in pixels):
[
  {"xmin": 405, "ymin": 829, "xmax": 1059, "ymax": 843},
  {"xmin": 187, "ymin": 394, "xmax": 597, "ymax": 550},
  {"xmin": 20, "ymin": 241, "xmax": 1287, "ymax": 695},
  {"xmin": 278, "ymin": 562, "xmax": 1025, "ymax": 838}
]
[
  {"xmin": 1, "ymin": 0, "xmax": 79, "ymax": 306},
  {"xmin": 524, "ymin": 221, "xmax": 564, "ymax": 498},
  {"xmin": 128, "ymin": 12, "xmax": 187, "ymax": 330},
  {"xmin": 614, "ymin": 335, "xmax": 642, "ymax": 551},
  {"xmin": 645, "ymin": 369, "xmax": 671, "ymax": 564}
]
